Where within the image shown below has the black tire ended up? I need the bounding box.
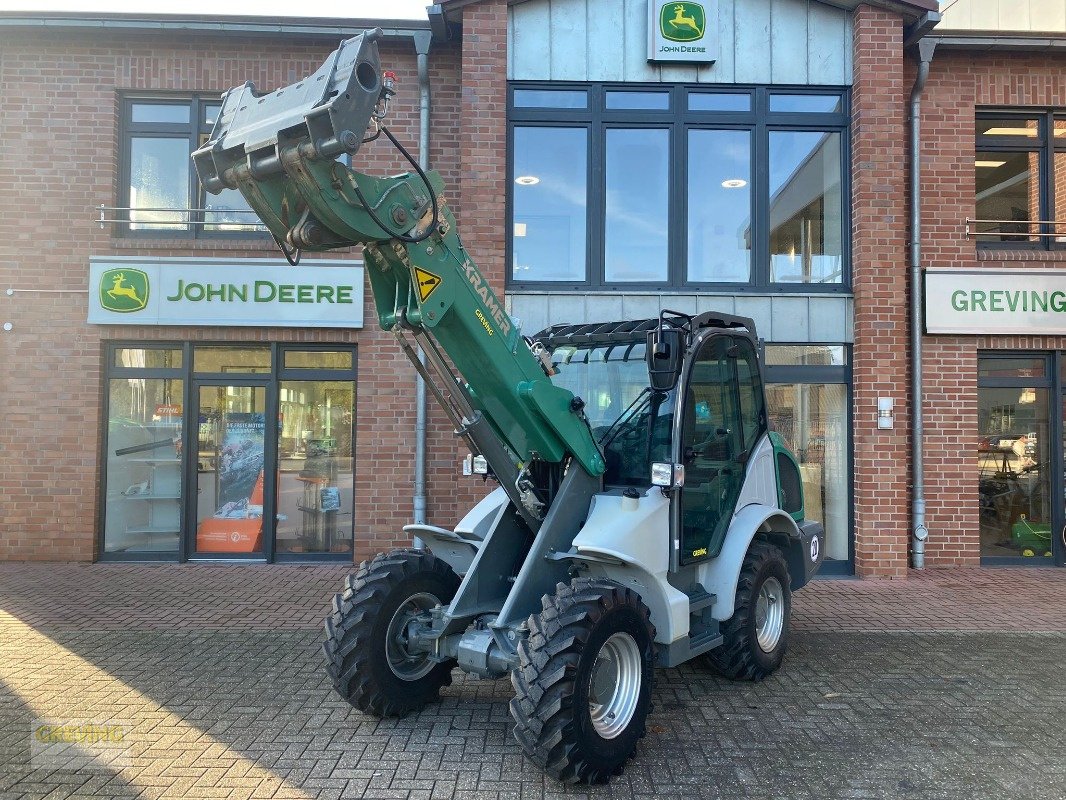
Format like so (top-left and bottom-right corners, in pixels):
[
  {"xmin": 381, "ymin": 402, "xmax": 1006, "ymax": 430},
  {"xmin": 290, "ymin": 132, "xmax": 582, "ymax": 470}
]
[
  {"xmin": 323, "ymin": 548, "xmax": 460, "ymax": 717},
  {"xmin": 510, "ymin": 578, "xmax": 656, "ymax": 785},
  {"xmin": 704, "ymin": 539, "xmax": 792, "ymax": 681}
]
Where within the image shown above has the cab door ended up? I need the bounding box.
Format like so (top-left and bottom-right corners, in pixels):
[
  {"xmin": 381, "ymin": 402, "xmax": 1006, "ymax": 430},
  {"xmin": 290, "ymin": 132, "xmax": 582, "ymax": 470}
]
[{"xmin": 676, "ymin": 334, "xmax": 765, "ymax": 565}]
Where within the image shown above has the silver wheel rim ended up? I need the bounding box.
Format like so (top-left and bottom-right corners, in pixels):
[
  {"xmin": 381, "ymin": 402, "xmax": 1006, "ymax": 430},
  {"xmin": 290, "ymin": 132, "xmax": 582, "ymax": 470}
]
[
  {"xmin": 385, "ymin": 591, "xmax": 439, "ymax": 680},
  {"xmin": 754, "ymin": 576, "xmax": 785, "ymax": 653},
  {"xmin": 588, "ymin": 632, "xmax": 642, "ymax": 739}
]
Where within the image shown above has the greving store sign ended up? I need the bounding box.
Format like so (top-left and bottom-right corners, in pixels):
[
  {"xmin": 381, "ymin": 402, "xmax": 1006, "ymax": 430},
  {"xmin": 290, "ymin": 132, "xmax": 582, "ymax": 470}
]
[
  {"xmin": 925, "ymin": 268, "xmax": 1066, "ymax": 335},
  {"xmin": 88, "ymin": 257, "xmax": 364, "ymax": 328}
]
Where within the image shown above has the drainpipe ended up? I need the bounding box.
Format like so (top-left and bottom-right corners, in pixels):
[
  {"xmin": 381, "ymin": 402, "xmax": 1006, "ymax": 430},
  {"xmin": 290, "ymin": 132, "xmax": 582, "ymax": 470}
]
[
  {"xmin": 908, "ymin": 32, "xmax": 937, "ymax": 569},
  {"xmin": 412, "ymin": 30, "xmax": 433, "ymax": 544}
]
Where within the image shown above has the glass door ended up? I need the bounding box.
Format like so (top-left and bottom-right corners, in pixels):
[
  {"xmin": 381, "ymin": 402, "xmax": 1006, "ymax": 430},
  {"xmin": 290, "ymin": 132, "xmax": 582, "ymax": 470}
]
[{"xmin": 189, "ymin": 382, "xmax": 273, "ymax": 559}]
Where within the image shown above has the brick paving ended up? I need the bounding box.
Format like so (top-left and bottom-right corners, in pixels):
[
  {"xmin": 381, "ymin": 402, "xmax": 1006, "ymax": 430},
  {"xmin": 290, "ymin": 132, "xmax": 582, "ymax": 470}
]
[{"xmin": 0, "ymin": 563, "xmax": 1065, "ymax": 799}]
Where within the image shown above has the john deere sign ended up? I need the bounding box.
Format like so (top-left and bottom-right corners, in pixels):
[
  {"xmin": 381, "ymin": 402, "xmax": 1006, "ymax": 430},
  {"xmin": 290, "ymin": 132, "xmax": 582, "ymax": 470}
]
[
  {"xmin": 925, "ymin": 268, "xmax": 1066, "ymax": 335},
  {"xmin": 88, "ymin": 257, "xmax": 364, "ymax": 328},
  {"xmin": 648, "ymin": 1, "xmax": 718, "ymax": 63}
]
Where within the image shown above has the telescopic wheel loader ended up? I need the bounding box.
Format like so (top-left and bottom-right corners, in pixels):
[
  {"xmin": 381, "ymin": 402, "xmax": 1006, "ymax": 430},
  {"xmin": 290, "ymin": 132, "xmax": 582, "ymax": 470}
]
[{"xmin": 193, "ymin": 29, "xmax": 825, "ymax": 784}]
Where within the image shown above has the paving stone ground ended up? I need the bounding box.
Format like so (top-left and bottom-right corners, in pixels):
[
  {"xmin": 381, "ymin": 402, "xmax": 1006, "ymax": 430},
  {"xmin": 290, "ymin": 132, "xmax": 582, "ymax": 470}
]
[{"xmin": 1, "ymin": 564, "xmax": 1065, "ymax": 800}]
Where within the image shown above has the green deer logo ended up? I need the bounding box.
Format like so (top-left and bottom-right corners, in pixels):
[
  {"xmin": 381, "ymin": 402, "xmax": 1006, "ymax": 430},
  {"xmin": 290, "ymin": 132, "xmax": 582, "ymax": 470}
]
[
  {"xmin": 100, "ymin": 268, "xmax": 149, "ymax": 313},
  {"xmin": 661, "ymin": 2, "xmax": 706, "ymax": 42}
]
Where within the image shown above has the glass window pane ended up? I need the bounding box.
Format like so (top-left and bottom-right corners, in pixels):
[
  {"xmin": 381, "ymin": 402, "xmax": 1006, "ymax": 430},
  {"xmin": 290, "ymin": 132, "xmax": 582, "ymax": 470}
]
[
  {"xmin": 687, "ymin": 93, "xmax": 751, "ymax": 112},
  {"xmin": 735, "ymin": 342, "xmax": 766, "ymax": 451},
  {"xmin": 769, "ymin": 94, "xmax": 843, "ymax": 114},
  {"xmin": 283, "ymin": 350, "xmax": 354, "ymax": 370},
  {"xmin": 193, "ymin": 346, "xmax": 271, "ymax": 373},
  {"xmin": 765, "ymin": 345, "xmax": 847, "ymax": 366},
  {"xmin": 204, "ymin": 103, "xmax": 222, "ymax": 127},
  {"xmin": 769, "ymin": 131, "xmax": 844, "ymax": 284},
  {"xmin": 606, "ymin": 91, "xmax": 669, "ymax": 110},
  {"xmin": 605, "ymin": 128, "xmax": 669, "ymax": 282},
  {"xmin": 276, "ymin": 381, "xmax": 355, "ymax": 555},
  {"xmin": 1055, "ymin": 152, "xmax": 1066, "ymax": 243},
  {"xmin": 766, "ymin": 383, "xmax": 850, "ymax": 561},
  {"xmin": 976, "ymin": 117, "xmax": 1040, "ymax": 138},
  {"xmin": 513, "ymin": 89, "xmax": 587, "ymax": 109},
  {"xmin": 974, "ymin": 150, "xmax": 1040, "ymax": 243},
  {"xmin": 205, "ymin": 186, "xmax": 261, "ymax": 233},
  {"xmin": 129, "ymin": 137, "xmax": 190, "ymax": 231},
  {"xmin": 687, "ymin": 129, "xmax": 752, "ymax": 282},
  {"xmin": 104, "ymin": 378, "xmax": 184, "ymax": 554},
  {"xmin": 979, "ymin": 357, "xmax": 1046, "ymax": 379},
  {"xmin": 131, "ymin": 103, "xmax": 190, "ymax": 124},
  {"xmin": 114, "ymin": 348, "xmax": 183, "ymax": 369},
  {"xmin": 978, "ymin": 387, "xmax": 1050, "ymax": 557},
  {"xmin": 512, "ymin": 127, "xmax": 587, "ymax": 281}
]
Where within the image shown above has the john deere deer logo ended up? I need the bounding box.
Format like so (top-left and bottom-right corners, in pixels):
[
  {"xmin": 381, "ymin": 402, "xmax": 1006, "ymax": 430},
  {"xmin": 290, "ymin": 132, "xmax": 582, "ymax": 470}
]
[
  {"xmin": 100, "ymin": 268, "xmax": 149, "ymax": 313},
  {"xmin": 661, "ymin": 2, "xmax": 706, "ymax": 42}
]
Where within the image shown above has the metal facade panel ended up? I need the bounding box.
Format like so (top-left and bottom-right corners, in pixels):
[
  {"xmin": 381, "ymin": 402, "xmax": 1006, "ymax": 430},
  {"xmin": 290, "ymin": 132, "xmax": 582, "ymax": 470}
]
[
  {"xmin": 550, "ymin": 0, "xmax": 589, "ymax": 79},
  {"xmin": 939, "ymin": 0, "xmax": 1066, "ymax": 33},
  {"xmin": 770, "ymin": 0, "xmax": 809, "ymax": 84},
  {"xmin": 507, "ymin": 292, "xmax": 853, "ymax": 342},
  {"xmin": 508, "ymin": 0, "xmax": 853, "ymax": 85}
]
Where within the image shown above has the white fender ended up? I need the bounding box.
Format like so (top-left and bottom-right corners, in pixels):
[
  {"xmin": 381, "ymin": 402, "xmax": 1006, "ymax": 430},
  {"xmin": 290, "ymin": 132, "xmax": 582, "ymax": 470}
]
[
  {"xmin": 696, "ymin": 502, "xmax": 801, "ymax": 620},
  {"xmin": 571, "ymin": 491, "xmax": 690, "ymax": 645},
  {"xmin": 454, "ymin": 486, "xmax": 508, "ymax": 539}
]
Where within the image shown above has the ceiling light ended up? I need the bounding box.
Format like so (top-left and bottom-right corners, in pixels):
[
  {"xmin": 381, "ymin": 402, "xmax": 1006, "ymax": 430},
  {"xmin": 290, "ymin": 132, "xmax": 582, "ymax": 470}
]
[
  {"xmin": 982, "ymin": 127, "xmax": 1037, "ymax": 137},
  {"xmin": 975, "ymin": 160, "xmax": 1006, "ymax": 168},
  {"xmin": 515, "ymin": 175, "xmax": 540, "ymax": 186},
  {"xmin": 721, "ymin": 178, "xmax": 747, "ymax": 189},
  {"xmin": 514, "ymin": 223, "xmax": 527, "ymax": 237}
]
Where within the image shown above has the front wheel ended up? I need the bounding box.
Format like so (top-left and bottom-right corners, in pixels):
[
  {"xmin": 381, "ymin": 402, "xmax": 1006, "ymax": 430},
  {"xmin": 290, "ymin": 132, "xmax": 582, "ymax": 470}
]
[
  {"xmin": 704, "ymin": 539, "xmax": 792, "ymax": 681},
  {"xmin": 510, "ymin": 578, "xmax": 656, "ymax": 785},
  {"xmin": 323, "ymin": 548, "xmax": 460, "ymax": 717}
]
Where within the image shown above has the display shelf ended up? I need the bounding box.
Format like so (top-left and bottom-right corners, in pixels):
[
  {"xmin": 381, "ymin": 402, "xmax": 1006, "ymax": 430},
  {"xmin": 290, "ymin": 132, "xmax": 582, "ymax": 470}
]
[{"xmin": 124, "ymin": 526, "xmax": 181, "ymax": 535}]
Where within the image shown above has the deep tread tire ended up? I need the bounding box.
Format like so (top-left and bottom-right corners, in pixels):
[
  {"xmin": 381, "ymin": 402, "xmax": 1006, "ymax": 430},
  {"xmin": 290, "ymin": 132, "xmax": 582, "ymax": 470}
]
[
  {"xmin": 323, "ymin": 548, "xmax": 460, "ymax": 717},
  {"xmin": 509, "ymin": 577, "xmax": 656, "ymax": 785},
  {"xmin": 704, "ymin": 539, "xmax": 792, "ymax": 681}
]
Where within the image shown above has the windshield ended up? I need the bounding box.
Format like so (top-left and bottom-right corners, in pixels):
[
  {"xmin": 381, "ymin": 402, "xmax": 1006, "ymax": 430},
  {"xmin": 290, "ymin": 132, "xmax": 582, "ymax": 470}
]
[{"xmin": 551, "ymin": 341, "xmax": 675, "ymax": 487}]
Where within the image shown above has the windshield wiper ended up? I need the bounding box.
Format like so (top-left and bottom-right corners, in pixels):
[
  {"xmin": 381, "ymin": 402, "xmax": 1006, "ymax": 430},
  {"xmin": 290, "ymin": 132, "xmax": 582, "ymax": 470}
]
[{"xmin": 598, "ymin": 387, "xmax": 653, "ymax": 449}]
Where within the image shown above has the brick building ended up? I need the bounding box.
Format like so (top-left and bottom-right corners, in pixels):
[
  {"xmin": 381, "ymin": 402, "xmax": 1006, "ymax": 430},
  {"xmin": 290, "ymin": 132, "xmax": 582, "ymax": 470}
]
[{"xmin": 0, "ymin": 0, "xmax": 1064, "ymax": 576}]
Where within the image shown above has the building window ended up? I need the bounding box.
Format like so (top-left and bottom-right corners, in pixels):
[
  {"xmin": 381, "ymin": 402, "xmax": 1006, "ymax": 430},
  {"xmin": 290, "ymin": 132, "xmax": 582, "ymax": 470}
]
[
  {"xmin": 120, "ymin": 96, "xmax": 260, "ymax": 237},
  {"xmin": 763, "ymin": 345, "xmax": 851, "ymax": 570},
  {"xmin": 977, "ymin": 353, "xmax": 1052, "ymax": 559},
  {"xmin": 974, "ymin": 110, "xmax": 1066, "ymax": 248},
  {"xmin": 509, "ymin": 84, "xmax": 849, "ymax": 290},
  {"xmin": 100, "ymin": 343, "xmax": 357, "ymax": 561}
]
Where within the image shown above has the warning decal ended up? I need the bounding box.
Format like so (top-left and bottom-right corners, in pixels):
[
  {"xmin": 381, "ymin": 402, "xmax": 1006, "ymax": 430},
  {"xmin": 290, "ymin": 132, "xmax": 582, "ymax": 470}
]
[{"xmin": 414, "ymin": 267, "xmax": 443, "ymax": 303}]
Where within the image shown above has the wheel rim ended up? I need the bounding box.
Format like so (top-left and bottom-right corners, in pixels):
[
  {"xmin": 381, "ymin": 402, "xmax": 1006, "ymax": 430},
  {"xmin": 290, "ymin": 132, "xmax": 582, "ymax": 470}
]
[
  {"xmin": 385, "ymin": 591, "xmax": 439, "ymax": 680},
  {"xmin": 587, "ymin": 632, "xmax": 642, "ymax": 739},
  {"xmin": 754, "ymin": 576, "xmax": 785, "ymax": 653}
]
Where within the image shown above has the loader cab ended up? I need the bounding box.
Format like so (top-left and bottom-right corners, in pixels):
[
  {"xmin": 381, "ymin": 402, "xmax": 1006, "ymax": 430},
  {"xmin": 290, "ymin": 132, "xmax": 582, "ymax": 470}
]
[{"xmin": 673, "ymin": 330, "xmax": 767, "ymax": 565}]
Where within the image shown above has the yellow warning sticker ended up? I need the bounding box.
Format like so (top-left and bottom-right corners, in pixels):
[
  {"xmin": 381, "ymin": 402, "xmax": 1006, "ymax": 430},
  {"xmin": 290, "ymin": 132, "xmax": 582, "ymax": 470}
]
[{"xmin": 414, "ymin": 267, "xmax": 443, "ymax": 303}]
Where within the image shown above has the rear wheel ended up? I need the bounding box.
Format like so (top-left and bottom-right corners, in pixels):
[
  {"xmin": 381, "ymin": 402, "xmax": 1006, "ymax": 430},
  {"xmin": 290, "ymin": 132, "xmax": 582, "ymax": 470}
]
[
  {"xmin": 510, "ymin": 578, "xmax": 655, "ymax": 784},
  {"xmin": 323, "ymin": 548, "xmax": 460, "ymax": 717},
  {"xmin": 704, "ymin": 539, "xmax": 791, "ymax": 681}
]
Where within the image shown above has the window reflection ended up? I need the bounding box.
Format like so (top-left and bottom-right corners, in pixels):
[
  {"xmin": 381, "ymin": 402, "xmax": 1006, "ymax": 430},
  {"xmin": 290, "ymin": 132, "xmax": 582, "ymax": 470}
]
[
  {"xmin": 978, "ymin": 386, "xmax": 1051, "ymax": 557},
  {"xmin": 129, "ymin": 137, "xmax": 190, "ymax": 230},
  {"xmin": 768, "ymin": 131, "xmax": 843, "ymax": 283},
  {"xmin": 687, "ymin": 129, "xmax": 752, "ymax": 282},
  {"xmin": 605, "ymin": 129, "xmax": 669, "ymax": 282},
  {"xmin": 512, "ymin": 127, "xmax": 588, "ymax": 281},
  {"xmin": 975, "ymin": 151, "xmax": 1039, "ymax": 243}
]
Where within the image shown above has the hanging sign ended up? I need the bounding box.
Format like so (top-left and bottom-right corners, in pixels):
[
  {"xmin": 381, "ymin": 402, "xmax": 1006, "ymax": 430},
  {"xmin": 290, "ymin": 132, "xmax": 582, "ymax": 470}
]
[
  {"xmin": 926, "ymin": 268, "xmax": 1066, "ymax": 335},
  {"xmin": 647, "ymin": 1, "xmax": 718, "ymax": 64},
  {"xmin": 88, "ymin": 257, "xmax": 364, "ymax": 328}
]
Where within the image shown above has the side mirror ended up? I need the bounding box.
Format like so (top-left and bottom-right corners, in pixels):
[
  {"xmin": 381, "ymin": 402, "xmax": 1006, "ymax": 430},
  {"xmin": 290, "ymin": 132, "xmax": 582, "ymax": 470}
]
[{"xmin": 647, "ymin": 328, "xmax": 683, "ymax": 391}]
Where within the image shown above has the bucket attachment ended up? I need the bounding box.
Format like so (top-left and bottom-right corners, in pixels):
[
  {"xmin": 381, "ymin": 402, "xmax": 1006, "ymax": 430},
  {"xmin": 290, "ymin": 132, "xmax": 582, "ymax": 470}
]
[{"xmin": 193, "ymin": 28, "xmax": 383, "ymax": 195}]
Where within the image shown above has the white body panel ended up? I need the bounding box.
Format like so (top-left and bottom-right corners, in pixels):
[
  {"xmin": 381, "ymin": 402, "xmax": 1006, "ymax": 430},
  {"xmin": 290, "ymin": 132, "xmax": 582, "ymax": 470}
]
[{"xmin": 454, "ymin": 486, "xmax": 508, "ymax": 539}]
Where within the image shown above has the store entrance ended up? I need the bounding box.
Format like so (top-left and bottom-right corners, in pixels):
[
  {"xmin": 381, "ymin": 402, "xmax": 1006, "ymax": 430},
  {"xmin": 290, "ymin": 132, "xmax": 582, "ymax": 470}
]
[{"xmin": 190, "ymin": 382, "xmax": 273, "ymax": 559}]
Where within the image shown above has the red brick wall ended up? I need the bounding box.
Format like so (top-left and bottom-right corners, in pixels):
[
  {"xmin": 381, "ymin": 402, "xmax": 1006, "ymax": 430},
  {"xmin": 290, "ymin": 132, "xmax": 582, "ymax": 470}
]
[
  {"xmin": 850, "ymin": 5, "xmax": 910, "ymax": 578},
  {"xmin": 918, "ymin": 49, "xmax": 1066, "ymax": 568},
  {"xmin": 0, "ymin": 28, "xmax": 466, "ymax": 562}
]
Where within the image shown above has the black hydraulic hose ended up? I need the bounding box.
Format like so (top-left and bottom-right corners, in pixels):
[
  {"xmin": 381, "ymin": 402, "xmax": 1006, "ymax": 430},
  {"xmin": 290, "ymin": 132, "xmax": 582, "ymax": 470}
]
[
  {"xmin": 272, "ymin": 233, "xmax": 301, "ymax": 266},
  {"xmin": 352, "ymin": 124, "xmax": 440, "ymax": 244}
]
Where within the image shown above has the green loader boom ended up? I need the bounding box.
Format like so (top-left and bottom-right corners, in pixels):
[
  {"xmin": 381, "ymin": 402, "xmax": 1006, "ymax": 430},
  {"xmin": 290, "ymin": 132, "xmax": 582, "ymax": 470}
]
[{"xmin": 192, "ymin": 29, "xmax": 604, "ymax": 530}]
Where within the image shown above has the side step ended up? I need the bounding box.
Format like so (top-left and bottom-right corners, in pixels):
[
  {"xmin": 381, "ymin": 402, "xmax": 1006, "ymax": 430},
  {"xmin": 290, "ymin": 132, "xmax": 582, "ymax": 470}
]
[{"xmin": 657, "ymin": 586, "xmax": 723, "ymax": 667}]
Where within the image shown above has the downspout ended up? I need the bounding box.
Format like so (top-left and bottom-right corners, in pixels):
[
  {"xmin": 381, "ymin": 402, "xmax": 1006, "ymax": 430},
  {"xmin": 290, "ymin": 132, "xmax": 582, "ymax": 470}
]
[
  {"xmin": 907, "ymin": 32, "xmax": 937, "ymax": 568},
  {"xmin": 413, "ymin": 29, "xmax": 433, "ymax": 541}
]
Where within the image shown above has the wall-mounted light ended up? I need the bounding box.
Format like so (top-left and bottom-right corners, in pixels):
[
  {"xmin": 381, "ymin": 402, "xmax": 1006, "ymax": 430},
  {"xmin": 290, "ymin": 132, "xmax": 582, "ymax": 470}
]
[
  {"xmin": 721, "ymin": 178, "xmax": 747, "ymax": 189},
  {"xmin": 877, "ymin": 397, "xmax": 894, "ymax": 430},
  {"xmin": 515, "ymin": 175, "xmax": 540, "ymax": 186}
]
